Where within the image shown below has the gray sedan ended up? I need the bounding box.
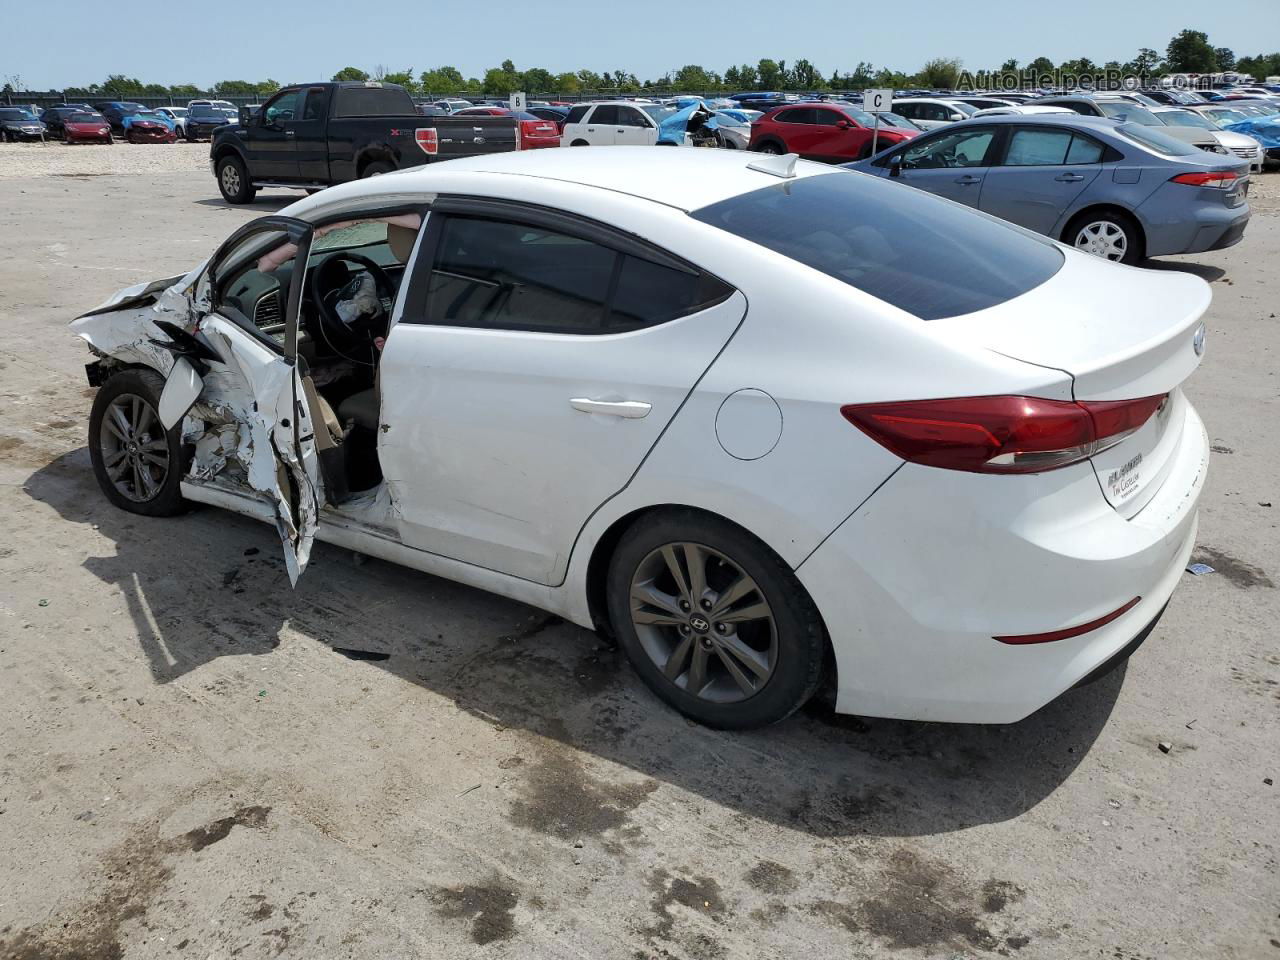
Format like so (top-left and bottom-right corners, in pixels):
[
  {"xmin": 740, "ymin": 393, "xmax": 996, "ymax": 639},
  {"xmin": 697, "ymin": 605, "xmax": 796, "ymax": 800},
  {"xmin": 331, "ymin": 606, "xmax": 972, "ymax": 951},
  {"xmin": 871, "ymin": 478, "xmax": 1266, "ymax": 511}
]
[{"xmin": 846, "ymin": 114, "xmax": 1250, "ymax": 265}]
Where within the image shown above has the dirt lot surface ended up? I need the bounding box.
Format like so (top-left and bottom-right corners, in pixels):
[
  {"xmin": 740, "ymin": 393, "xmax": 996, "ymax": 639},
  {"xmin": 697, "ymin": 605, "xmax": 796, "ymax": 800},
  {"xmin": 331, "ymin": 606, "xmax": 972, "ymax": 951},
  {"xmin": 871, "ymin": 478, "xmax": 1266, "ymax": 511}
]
[{"xmin": 0, "ymin": 150, "xmax": 1277, "ymax": 960}]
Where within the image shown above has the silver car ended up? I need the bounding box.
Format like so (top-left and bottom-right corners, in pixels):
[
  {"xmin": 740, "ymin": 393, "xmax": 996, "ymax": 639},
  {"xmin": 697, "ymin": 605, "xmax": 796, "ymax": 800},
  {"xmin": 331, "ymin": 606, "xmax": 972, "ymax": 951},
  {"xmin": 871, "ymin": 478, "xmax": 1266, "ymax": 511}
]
[
  {"xmin": 848, "ymin": 114, "xmax": 1250, "ymax": 265},
  {"xmin": 1151, "ymin": 106, "xmax": 1264, "ymax": 172}
]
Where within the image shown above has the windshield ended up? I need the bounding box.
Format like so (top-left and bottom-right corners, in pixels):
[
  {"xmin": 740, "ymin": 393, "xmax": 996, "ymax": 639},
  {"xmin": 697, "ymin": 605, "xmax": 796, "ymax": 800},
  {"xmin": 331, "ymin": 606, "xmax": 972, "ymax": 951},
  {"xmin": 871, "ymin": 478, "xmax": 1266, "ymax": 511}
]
[
  {"xmin": 947, "ymin": 102, "xmax": 978, "ymax": 116},
  {"xmin": 1160, "ymin": 110, "xmax": 1215, "ymax": 129},
  {"xmin": 68, "ymin": 113, "xmax": 103, "ymax": 123},
  {"xmin": 641, "ymin": 105, "xmax": 677, "ymax": 122},
  {"xmin": 169, "ymin": 107, "xmax": 188, "ymax": 116},
  {"xmin": 0, "ymin": 109, "xmax": 36, "ymax": 121},
  {"xmin": 691, "ymin": 171, "xmax": 1062, "ymax": 322},
  {"xmin": 118, "ymin": 103, "xmax": 145, "ymax": 113},
  {"xmin": 1116, "ymin": 122, "xmax": 1201, "ymax": 156},
  {"xmin": 1207, "ymin": 109, "xmax": 1248, "ymax": 124},
  {"xmin": 1097, "ymin": 102, "xmax": 1161, "ymax": 125},
  {"xmin": 191, "ymin": 108, "xmax": 224, "ymax": 118},
  {"xmin": 839, "ymin": 106, "xmax": 877, "ymax": 125},
  {"xmin": 877, "ymin": 112, "xmax": 920, "ymax": 129}
]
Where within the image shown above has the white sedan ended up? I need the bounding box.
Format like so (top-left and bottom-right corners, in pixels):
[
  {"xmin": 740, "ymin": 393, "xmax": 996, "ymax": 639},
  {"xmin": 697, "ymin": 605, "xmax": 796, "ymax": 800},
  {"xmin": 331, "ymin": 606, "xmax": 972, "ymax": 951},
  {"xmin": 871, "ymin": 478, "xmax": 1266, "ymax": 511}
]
[{"xmin": 71, "ymin": 148, "xmax": 1209, "ymax": 729}]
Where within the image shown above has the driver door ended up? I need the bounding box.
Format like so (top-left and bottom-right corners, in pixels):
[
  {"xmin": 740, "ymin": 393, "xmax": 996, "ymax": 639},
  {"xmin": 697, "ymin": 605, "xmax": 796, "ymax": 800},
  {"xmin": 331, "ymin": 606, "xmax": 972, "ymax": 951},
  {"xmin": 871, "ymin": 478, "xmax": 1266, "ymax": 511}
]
[
  {"xmin": 167, "ymin": 215, "xmax": 323, "ymax": 582},
  {"xmin": 884, "ymin": 125, "xmax": 1001, "ymax": 207},
  {"xmin": 248, "ymin": 88, "xmax": 303, "ymax": 180}
]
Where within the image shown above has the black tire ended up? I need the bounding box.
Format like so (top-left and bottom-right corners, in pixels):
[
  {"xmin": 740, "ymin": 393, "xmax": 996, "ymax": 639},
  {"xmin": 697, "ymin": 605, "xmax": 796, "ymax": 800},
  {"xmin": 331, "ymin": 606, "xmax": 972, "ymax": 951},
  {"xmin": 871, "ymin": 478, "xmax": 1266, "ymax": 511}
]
[
  {"xmin": 216, "ymin": 154, "xmax": 255, "ymax": 203},
  {"xmin": 570, "ymin": 139, "xmax": 589, "ymax": 147},
  {"xmin": 88, "ymin": 368, "xmax": 187, "ymax": 517},
  {"xmin": 360, "ymin": 160, "xmax": 395, "ymax": 177},
  {"xmin": 1062, "ymin": 208, "xmax": 1144, "ymax": 266},
  {"xmin": 606, "ymin": 509, "xmax": 826, "ymax": 729},
  {"xmin": 755, "ymin": 141, "xmax": 784, "ymax": 155}
]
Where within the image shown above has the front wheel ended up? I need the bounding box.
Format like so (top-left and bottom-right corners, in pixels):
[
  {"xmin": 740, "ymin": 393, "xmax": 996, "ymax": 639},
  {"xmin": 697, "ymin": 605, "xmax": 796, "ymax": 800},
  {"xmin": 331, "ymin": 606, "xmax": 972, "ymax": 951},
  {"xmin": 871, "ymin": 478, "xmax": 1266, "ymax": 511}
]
[
  {"xmin": 360, "ymin": 160, "xmax": 395, "ymax": 177},
  {"xmin": 216, "ymin": 154, "xmax": 256, "ymax": 203},
  {"xmin": 754, "ymin": 141, "xmax": 784, "ymax": 155},
  {"xmin": 606, "ymin": 510, "xmax": 826, "ymax": 729},
  {"xmin": 1064, "ymin": 209, "xmax": 1144, "ymax": 265},
  {"xmin": 88, "ymin": 369, "xmax": 187, "ymax": 517}
]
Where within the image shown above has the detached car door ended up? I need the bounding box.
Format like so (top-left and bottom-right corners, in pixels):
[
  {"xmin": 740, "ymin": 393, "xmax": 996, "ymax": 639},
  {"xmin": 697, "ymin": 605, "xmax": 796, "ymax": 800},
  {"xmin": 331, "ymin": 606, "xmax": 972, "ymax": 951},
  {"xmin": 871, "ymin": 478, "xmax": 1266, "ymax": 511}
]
[
  {"xmin": 377, "ymin": 198, "xmax": 745, "ymax": 585},
  {"xmin": 180, "ymin": 215, "xmax": 323, "ymax": 582},
  {"xmin": 977, "ymin": 126, "xmax": 1104, "ymax": 235}
]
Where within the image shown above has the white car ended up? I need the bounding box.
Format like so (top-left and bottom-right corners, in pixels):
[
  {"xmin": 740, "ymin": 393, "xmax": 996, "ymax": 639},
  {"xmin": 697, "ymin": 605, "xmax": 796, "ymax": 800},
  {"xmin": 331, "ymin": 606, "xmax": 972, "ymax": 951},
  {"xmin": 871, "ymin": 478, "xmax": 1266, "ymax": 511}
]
[
  {"xmin": 70, "ymin": 148, "xmax": 1209, "ymax": 729},
  {"xmin": 889, "ymin": 98, "xmax": 978, "ymax": 129},
  {"xmin": 432, "ymin": 99, "xmax": 474, "ymax": 114},
  {"xmin": 1151, "ymin": 106, "xmax": 1265, "ymax": 172},
  {"xmin": 561, "ymin": 102, "xmax": 677, "ymax": 146},
  {"xmin": 153, "ymin": 107, "xmax": 188, "ymax": 137},
  {"xmin": 970, "ymin": 105, "xmax": 1075, "ymax": 117}
]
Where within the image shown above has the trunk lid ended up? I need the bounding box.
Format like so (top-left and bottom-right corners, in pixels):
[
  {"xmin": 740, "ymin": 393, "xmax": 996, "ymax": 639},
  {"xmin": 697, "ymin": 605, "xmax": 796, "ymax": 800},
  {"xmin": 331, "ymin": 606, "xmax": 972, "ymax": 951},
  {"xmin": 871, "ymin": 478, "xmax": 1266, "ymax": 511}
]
[
  {"xmin": 939, "ymin": 249, "xmax": 1210, "ymax": 516},
  {"xmin": 429, "ymin": 116, "xmax": 519, "ymax": 159}
]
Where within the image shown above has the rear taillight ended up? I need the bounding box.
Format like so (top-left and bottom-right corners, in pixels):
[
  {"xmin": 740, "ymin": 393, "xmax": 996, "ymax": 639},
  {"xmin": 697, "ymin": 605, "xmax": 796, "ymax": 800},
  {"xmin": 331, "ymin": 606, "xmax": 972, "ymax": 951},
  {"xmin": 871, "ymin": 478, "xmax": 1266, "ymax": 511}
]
[
  {"xmin": 840, "ymin": 394, "xmax": 1167, "ymax": 474},
  {"xmin": 414, "ymin": 128, "xmax": 438, "ymax": 155},
  {"xmin": 1170, "ymin": 171, "xmax": 1238, "ymax": 188}
]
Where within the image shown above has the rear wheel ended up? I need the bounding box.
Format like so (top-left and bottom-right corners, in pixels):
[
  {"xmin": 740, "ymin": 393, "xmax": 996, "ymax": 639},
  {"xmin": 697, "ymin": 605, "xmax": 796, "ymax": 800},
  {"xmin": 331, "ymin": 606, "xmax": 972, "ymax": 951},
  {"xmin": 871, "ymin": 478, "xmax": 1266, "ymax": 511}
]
[
  {"xmin": 216, "ymin": 154, "xmax": 255, "ymax": 203},
  {"xmin": 1064, "ymin": 209, "xmax": 1143, "ymax": 265},
  {"xmin": 88, "ymin": 369, "xmax": 187, "ymax": 517},
  {"xmin": 570, "ymin": 139, "xmax": 589, "ymax": 146},
  {"xmin": 606, "ymin": 510, "xmax": 826, "ymax": 729}
]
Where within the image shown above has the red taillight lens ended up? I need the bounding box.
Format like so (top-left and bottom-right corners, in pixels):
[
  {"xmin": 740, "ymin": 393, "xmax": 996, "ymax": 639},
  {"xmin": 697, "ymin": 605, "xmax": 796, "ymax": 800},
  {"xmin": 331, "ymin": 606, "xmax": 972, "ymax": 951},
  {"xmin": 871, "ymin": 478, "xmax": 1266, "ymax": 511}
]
[
  {"xmin": 414, "ymin": 128, "xmax": 438, "ymax": 155},
  {"xmin": 840, "ymin": 394, "xmax": 1167, "ymax": 474},
  {"xmin": 1170, "ymin": 171, "xmax": 1238, "ymax": 188}
]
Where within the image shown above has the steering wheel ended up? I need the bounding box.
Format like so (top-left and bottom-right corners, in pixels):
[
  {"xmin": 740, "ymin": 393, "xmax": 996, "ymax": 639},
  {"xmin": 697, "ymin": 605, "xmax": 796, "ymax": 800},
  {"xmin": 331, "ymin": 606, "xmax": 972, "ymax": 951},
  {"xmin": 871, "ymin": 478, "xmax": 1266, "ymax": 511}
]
[{"xmin": 308, "ymin": 251, "xmax": 395, "ymax": 355}]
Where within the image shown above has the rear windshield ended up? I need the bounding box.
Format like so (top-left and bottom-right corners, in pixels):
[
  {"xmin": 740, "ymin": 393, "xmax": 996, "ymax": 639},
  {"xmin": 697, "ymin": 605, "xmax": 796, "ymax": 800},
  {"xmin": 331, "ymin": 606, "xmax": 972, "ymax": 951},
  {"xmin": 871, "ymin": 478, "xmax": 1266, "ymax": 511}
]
[
  {"xmin": 690, "ymin": 171, "xmax": 1063, "ymax": 321},
  {"xmin": 1115, "ymin": 122, "xmax": 1201, "ymax": 156},
  {"xmin": 332, "ymin": 86, "xmax": 416, "ymax": 118}
]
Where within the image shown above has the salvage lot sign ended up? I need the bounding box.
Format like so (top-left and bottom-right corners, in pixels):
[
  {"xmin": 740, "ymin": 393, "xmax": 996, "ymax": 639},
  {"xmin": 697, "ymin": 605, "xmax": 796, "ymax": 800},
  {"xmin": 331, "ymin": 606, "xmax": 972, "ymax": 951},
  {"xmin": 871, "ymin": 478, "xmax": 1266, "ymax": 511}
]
[{"xmin": 863, "ymin": 89, "xmax": 893, "ymax": 112}]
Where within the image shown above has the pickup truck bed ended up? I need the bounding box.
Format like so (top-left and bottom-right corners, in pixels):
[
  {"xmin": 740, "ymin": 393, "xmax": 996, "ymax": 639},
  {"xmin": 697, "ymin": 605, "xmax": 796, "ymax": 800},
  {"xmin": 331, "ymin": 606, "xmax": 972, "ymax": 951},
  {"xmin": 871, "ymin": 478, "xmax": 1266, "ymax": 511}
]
[{"xmin": 211, "ymin": 82, "xmax": 518, "ymax": 204}]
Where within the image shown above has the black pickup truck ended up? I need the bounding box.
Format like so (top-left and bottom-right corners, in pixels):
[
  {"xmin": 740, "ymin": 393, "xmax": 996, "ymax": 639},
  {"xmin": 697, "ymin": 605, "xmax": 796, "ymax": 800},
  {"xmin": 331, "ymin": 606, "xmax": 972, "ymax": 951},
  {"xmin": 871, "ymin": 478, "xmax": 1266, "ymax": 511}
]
[{"xmin": 210, "ymin": 81, "xmax": 518, "ymax": 203}]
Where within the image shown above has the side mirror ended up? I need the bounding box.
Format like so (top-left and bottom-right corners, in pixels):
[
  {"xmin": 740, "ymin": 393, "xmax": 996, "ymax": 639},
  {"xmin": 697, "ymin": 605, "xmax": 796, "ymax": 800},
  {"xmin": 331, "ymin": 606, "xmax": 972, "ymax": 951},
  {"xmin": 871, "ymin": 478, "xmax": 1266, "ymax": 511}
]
[
  {"xmin": 889, "ymin": 154, "xmax": 903, "ymax": 177},
  {"xmin": 950, "ymin": 113, "xmax": 965, "ymax": 121},
  {"xmin": 239, "ymin": 106, "xmax": 253, "ymax": 126},
  {"xmin": 836, "ymin": 119, "xmax": 851, "ymax": 129}
]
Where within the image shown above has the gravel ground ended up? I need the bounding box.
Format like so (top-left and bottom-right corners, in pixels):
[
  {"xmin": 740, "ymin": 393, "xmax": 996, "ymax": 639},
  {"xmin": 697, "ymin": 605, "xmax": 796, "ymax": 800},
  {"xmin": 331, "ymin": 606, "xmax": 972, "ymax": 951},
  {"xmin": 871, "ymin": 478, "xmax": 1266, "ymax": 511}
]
[
  {"xmin": 0, "ymin": 156, "xmax": 1276, "ymax": 960},
  {"xmin": 0, "ymin": 141, "xmax": 210, "ymax": 180}
]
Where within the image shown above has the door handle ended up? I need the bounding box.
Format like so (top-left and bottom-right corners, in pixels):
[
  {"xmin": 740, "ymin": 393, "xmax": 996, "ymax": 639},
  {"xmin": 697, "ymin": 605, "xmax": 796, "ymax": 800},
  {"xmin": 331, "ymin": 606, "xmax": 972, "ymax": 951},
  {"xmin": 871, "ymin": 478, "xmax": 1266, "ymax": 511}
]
[
  {"xmin": 1055, "ymin": 172, "xmax": 1084, "ymax": 182},
  {"xmin": 954, "ymin": 175, "xmax": 982, "ymax": 184},
  {"xmin": 285, "ymin": 129, "xmax": 295, "ymax": 137},
  {"xmin": 569, "ymin": 398, "xmax": 652, "ymax": 419},
  {"xmin": 587, "ymin": 127, "xmax": 595, "ymax": 132},
  {"xmin": 616, "ymin": 128, "xmax": 626, "ymax": 133}
]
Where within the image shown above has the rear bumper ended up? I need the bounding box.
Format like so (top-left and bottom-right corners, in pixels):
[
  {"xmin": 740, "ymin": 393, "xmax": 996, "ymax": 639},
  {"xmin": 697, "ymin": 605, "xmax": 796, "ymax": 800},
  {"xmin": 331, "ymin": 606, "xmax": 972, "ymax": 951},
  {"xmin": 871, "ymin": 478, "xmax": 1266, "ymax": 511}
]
[
  {"xmin": 1137, "ymin": 182, "xmax": 1251, "ymax": 257},
  {"xmin": 796, "ymin": 400, "xmax": 1209, "ymax": 723}
]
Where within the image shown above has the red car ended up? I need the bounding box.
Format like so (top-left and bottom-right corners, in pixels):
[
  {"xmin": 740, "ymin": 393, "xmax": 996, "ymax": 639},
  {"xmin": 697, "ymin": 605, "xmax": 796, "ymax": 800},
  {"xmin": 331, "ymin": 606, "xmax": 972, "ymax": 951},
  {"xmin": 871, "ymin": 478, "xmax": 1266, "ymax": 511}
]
[
  {"xmin": 749, "ymin": 102, "xmax": 917, "ymax": 161},
  {"xmin": 124, "ymin": 116, "xmax": 177, "ymax": 144},
  {"xmin": 455, "ymin": 107, "xmax": 561, "ymax": 149},
  {"xmin": 62, "ymin": 112, "xmax": 114, "ymax": 144}
]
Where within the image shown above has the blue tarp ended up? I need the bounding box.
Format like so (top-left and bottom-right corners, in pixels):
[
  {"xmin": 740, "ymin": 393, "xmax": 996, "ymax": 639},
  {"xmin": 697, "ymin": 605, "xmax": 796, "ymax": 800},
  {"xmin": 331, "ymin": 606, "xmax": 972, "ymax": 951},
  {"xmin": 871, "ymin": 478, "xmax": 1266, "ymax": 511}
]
[
  {"xmin": 657, "ymin": 102, "xmax": 719, "ymax": 145},
  {"xmin": 1221, "ymin": 117, "xmax": 1280, "ymax": 148}
]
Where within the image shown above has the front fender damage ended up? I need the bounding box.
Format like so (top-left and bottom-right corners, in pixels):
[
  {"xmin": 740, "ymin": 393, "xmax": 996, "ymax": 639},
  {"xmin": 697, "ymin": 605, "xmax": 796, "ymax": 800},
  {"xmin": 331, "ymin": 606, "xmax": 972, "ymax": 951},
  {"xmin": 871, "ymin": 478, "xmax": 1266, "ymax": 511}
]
[{"xmin": 70, "ymin": 277, "xmax": 317, "ymax": 584}]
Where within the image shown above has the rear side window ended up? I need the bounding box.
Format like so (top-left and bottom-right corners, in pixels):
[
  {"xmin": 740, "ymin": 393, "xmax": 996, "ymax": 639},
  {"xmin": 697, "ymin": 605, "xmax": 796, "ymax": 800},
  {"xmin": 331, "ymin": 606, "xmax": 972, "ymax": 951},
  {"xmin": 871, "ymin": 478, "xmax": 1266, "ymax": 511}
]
[
  {"xmin": 691, "ymin": 171, "xmax": 1063, "ymax": 321},
  {"xmin": 565, "ymin": 106, "xmax": 590, "ymax": 124},
  {"xmin": 589, "ymin": 105, "xmax": 619, "ymax": 125},
  {"xmin": 332, "ymin": 85, "xmax": 416, "ymax": 117},
  {"xmin": 416, "ymin": 215, "xmax": 732, "ymax": 334}
]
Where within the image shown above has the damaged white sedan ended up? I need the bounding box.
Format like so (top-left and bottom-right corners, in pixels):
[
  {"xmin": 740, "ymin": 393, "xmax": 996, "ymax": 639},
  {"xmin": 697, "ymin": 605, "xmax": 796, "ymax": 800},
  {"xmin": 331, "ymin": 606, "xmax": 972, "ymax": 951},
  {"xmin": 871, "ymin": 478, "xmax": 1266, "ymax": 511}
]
[{"xmin": 73, "ymin": 148, "xmax": 1209, "ymax": 729}]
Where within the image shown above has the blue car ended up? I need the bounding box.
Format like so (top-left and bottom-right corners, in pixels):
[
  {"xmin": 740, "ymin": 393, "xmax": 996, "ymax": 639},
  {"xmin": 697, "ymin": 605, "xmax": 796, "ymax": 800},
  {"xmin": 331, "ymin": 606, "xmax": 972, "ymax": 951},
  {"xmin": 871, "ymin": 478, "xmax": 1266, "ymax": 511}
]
[{"xmin": 846, "ymin": 113, "xmax": 1250, "ymax": 265}]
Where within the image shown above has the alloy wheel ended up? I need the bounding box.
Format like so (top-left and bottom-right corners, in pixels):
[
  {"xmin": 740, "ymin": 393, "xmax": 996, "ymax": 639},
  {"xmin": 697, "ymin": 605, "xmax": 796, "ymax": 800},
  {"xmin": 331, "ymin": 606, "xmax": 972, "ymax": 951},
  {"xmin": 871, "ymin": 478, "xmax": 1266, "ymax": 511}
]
[
  {"xmin": 1075, "ymin": 220, "xmax": 1128, "ymax": 261},
  {"xmin": 221, "ymin": 163, "xmax": 241, "ymax": 196},
  {"xmin": 98, "ymin": 393, "xmax": 170, "ymax": 502},
  {"xmin": 629, "ymin": 542, "xmax": 777, "ymax": 703}
]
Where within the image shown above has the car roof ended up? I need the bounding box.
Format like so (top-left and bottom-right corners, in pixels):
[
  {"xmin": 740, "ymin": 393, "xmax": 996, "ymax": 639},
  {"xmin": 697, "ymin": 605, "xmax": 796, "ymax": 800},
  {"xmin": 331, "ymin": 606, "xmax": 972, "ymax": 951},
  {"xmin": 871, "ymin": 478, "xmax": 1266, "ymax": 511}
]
[
  {"xmin": 317, "ymin": 146, "xmax": 839, "ymax": 213},
  {"xmin": 960, "ymin": 113, "xmax": 1121, "ymax": 129}
]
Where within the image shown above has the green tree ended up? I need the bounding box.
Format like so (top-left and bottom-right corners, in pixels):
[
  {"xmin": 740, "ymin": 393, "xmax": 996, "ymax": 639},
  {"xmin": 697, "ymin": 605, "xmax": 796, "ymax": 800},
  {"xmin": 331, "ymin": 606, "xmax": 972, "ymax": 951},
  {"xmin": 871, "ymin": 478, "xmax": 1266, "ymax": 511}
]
[
  {"xmin": 482, "ymin": 66, "xmax": 519, "ymax": 95},
  {"xmin": 521, "ymin": 67, "xmax": 554, "ymax": 93},
  {"xmin": 382, "ymin": 69, "xmax": 418, "ymax": 92},
  {"xmin": 553, "ymin": 72, "xmax": 581, "ymax": 94},
  {"xmin": 419, "ymin": 66, "xmax": 464, "ymax": 93},
  {"xmin": 757, "ymin": 59, "xmax": 783, "ymax": 89},
  {"xmin": 102, "ymin": 74, "xmax": 144, "ymax": 96},
  {"xmin": 501, "ymin": 59, "xmax": 516, "ymax": 74},
  {"xmin": 332, "ymin": 66, "xmax": 370, "ymax": 82},
  {"xmin": 1165, "ymin": 29, "xmax": 1217, "ymax": 73},
  {"xmin": 917, "ymin": 57, "xmax": 962, "ymax": 87},
  {"xmin": 576, "ymin": 69, "xmax": 603, "ymax": 90},
  {"xmin": 1000, "ymin": 58, "xmax": 1019, "ymax": 72},
  {"xmin": 674, "ymin": 64, "xmax": 715, "ymax": 90},
  {"xmin": 1214, "ymin": 47, "xmax": 1235, "ymax": 71},
  {"xmin": 169, "ymin": 83, "xmax": 201, "ymax": 97},
  {"xmin": 141, "ymin": 83, "xmax": 169, "ymax": 96},
  {"xmin": 1128, "ymin": 47, "xmax": 1163, "ymax": 77},
  {"xmin": 790, "ymin": 58, "xmax": 821, "ymax": 89},
  {"xmin": 1236, "ymin": 52, "xmax": 1280, "ymax": 80}
]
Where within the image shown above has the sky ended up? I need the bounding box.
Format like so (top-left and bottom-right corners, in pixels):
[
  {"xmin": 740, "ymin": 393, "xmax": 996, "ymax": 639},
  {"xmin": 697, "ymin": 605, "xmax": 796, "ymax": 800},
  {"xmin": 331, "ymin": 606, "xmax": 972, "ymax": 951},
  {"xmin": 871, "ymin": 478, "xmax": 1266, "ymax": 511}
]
[{"xmin": 6, "ymin": 0, "xmax": 1279, "ymax": 90}]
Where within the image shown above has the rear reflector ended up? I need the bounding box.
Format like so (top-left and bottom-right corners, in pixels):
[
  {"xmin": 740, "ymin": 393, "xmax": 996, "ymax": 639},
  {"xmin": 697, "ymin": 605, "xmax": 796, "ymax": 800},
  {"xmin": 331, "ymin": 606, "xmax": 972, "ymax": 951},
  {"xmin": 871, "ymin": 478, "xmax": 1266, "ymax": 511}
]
[
  {"xmin": 414, "ymin": 128, "xmax": 438, "ymax": 155},
  {"xmin": 840, "ymin": 394, "xmax": 1167, "ymax": 474},
  {"xmin": 1170, "ymin": 171, "xmax": 1239, "ymax": 188},
  {"xmin": 994, "ymin": 597, "xmax": 1141, "ymax": 644}
]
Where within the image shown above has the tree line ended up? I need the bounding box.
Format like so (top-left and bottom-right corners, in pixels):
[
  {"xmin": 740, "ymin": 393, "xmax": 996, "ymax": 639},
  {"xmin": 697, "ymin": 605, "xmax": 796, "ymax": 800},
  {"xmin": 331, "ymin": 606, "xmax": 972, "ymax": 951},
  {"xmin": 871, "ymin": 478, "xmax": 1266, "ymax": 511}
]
[{"xmin": 9, "ymin": 29, "xmax": 1278, "ymax": 100}]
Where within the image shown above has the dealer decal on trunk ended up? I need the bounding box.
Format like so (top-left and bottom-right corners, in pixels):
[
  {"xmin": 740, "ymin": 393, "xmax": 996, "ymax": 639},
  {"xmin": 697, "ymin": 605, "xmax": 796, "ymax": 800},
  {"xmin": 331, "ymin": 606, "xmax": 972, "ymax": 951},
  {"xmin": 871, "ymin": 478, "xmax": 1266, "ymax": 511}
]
[{"xmin": 1107, "ymin": 452, "xmax": 1143, "ymax": 501}]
